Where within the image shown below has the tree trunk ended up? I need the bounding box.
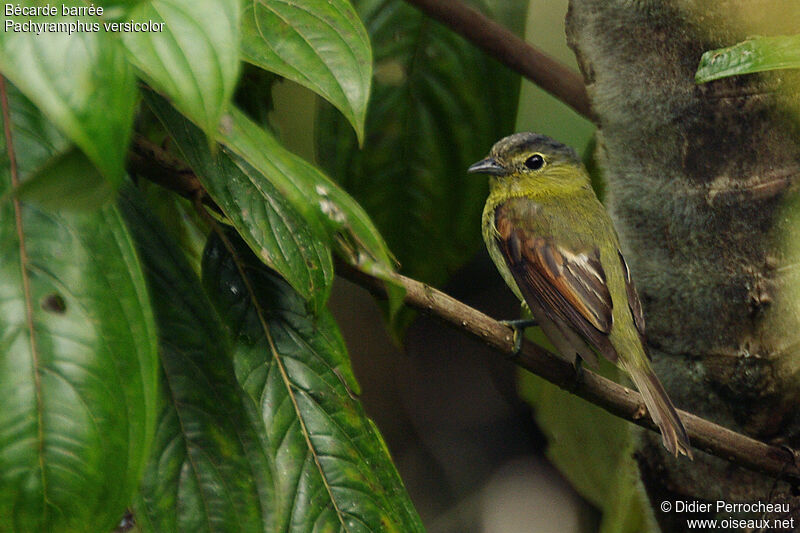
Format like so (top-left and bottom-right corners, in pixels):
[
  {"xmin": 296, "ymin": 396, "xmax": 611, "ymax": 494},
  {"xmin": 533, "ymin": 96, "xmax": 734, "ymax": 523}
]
[{"xmin": 566, "ymin": 0, "xmax": 800, "ymax": 529}]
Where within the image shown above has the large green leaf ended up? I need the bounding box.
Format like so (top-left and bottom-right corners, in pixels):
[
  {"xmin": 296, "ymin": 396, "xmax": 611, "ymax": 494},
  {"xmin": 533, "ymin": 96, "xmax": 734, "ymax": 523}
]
[
  {"xmin": 696, "ymin": 34, "xmax": 800, "ymax": 83},
  {"xmin": 13, "ymin": 147, "xmax": 115, "ymax": 211},
  {"xmin": 0, "ymin": 89, "xmax": 117, "ymax": 211},
  {"xmin": 203, "ymin": 232, "xmax": 424, "ymax": 532},
  {"xmin": 316, "ymin": 0, "xmax": 521, "ymax": 289},
  {"xmin": 145, "ymin": 91, "xmax": 333, "ymax": 314},
  {"xmin": 122, "ymin": 0, "xmax": 241, "ymax": 140},
  {"xmin": 218, "ymin": 107, "xmax": 403, "ymax": 315},
  {"xmin": 119, "ymin": 187, "xmax": 268, "ymax": 533},
  {"xmin": 0, "ymin": 12, "xmax": 136, "ymax": 185},
  {"xmin": 0, "ymin": 85, "xmax": 158, "ymax": 531},
  {"xmin": 241, "ymin": 0, "xmax": 372, "ymax": 143}
]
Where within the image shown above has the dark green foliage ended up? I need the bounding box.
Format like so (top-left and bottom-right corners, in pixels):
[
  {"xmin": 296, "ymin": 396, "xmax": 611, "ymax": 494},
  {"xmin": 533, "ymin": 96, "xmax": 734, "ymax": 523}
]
[
  {"xmin": 0, "ymin": 0, "xmax": 449, "ymax": 528},
  {"xmin": 120, "ymin": 187, "xmax": 269, "ymax": 532},
  {"xmin": 316, "ymin": 0, "xmax": 522, "ymax": 288},
  {"xmin": 203, "ymin": 231, "xmax": 424, "ymax": 532},
  {"xmin": 145, "ymin": 90, "xmax": 335, "ymax": 315}
]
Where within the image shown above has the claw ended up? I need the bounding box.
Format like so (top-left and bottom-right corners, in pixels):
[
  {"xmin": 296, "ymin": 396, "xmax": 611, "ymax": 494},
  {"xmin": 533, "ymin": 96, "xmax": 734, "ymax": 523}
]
[{"xmin": 499, "ymin": 319, "xmax": 537, "ymax": 358}]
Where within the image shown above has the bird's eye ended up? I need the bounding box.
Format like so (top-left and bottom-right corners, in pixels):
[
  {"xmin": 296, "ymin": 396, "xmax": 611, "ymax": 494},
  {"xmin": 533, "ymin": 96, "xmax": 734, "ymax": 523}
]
[{"xmin": 524, "ymin": 154, "xmax": 545, "ymax": 170}]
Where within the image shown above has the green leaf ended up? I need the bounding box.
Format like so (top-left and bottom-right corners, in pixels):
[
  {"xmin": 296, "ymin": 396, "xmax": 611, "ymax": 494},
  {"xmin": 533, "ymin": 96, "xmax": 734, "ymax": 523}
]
[
  {"xmin": 0, "ymin": 86, "xmax": 158, "ymax": 531},
  {"xmin": 696, "ymin": 34, "xmax": 800, "ymax": 83},
  {"xmin": 219, "ymin": 106, "xmax": 399, "ymax": 282},
  {"xmin": 13, "ymin": 147, "xmax": 115, "ymax": 211},
  {"xmin": 118, "ymin": 186, "xmax": 268, "ymax": 533},
  {"xmin": 144, "ymin": 91, "xmax": 333, "ymax": 314},
  {"xmin": 598, "ymin": 462, "xmax": 659, "ymax": 533},
  {"xmin": 0, "ymin": 81, "xmax": 112, "ymax": 211},
  {"xmin": 203, "ymin": 232, "xmax": 425, "ymax": 532},
  {"xmin": 122, "ymin": 0, "xmax": 241, "ymax": 140},
  {"xmin": 137, "ymin": 180, "xmax": 209, "ymax": 276},
  {"xmin": 241, "ymin": 0, "xmax": 372, "ymax": 143},
  {"xmin": 316, "ymin": 0, "xmax": 521, "ymax": 290},
  {"xmin": 0, "ymin": 20, "xmax": 136, "ymax": 185}
]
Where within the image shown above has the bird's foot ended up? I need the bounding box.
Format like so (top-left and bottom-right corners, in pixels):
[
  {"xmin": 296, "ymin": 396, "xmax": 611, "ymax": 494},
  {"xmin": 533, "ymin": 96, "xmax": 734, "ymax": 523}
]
[
  {"xmin": 568, "ymin": 357, "xmax": 584, "ymax": 391},
  {"xmin": 499, "ymin": 319, "xmax": 537, "ymax": 358}
]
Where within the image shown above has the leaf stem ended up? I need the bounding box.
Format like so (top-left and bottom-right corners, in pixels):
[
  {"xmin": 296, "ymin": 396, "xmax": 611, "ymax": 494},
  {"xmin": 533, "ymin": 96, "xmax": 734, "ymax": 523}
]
[{"xmin": 0, "ymin": 76, "xmax": 48, "ymax": 515}]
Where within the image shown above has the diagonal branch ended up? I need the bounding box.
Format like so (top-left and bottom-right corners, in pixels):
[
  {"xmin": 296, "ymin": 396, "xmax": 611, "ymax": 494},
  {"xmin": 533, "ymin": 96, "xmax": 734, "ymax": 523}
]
[
  {"xmin": 129, "ymin": 133, "xmax": 800, "ymax": 485},
  {"xmin": 335, "ymin": 260, "xmax": 800, "ymax": 484},
  {"xmin": 402, "ymin": 0, "xmax": 593, "ymax": 119}
]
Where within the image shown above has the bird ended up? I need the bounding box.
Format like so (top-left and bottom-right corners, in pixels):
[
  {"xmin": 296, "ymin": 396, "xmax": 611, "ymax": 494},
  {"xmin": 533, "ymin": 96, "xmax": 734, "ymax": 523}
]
[{"xmin": 469, "ymin": 132, "xmax": 692, "ymax": 458}]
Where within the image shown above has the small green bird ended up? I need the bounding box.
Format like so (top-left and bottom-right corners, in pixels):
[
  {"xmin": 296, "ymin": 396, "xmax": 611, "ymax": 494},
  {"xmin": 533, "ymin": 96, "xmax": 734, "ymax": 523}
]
[{"xmin": 469, "ymin": 132, "xmax": 691, "ymax": 458}]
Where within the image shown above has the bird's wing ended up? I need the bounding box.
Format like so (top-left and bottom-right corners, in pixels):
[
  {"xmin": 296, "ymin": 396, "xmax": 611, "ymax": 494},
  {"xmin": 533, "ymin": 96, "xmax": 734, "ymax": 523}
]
[
  {"xmin": 495, "ymin": 201, "xmax": 617, "ymax": 363},
  {"xmin": 618, "ymin": 249, "xmax": 647, "ymax": 351}
]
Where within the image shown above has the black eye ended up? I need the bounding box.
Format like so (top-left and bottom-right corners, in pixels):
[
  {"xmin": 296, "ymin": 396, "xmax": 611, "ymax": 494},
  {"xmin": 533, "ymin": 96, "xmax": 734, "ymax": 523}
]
[{"xmin": 524, "ymin": 154, "xmax": 545, "ymax": 170}]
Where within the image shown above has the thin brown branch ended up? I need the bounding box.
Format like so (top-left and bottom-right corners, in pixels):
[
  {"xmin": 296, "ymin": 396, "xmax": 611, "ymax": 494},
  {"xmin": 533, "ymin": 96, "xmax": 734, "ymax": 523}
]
[
  {"xmin": 128, "ymin": 136, "xmax": 206, "ymax": 201},
  {"xmin": 131, "ymin": 139, "xmax": 800, "ymax": 484},
  {"xmin": 403, "ymin": 0, "xmax": 593, "ymax": 120},
  {"xmin": 335, "ymin": 260, "xmax": 800, "ymax": 484}
]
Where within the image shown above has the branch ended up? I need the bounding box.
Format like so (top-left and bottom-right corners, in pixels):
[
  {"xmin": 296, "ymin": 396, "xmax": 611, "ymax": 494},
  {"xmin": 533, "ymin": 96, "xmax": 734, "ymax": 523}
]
[
  {"xmin": 128, "ymin": 137, "xmax": 205, "ymax": 200},
  {"xmin": 335, "ymin": 260, "xmax": 800, "ymax": 484},
  {"xmin": 129, "ymin": 136, "xmax": 800, "ymax": 485},
  {"xmin": 402, "ymin": 0, "xmax": 593, "ymax": 120}
]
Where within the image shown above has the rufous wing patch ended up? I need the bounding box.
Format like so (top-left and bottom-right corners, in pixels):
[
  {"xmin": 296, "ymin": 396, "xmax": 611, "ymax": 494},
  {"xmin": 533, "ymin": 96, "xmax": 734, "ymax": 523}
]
[{"xmin": 494, "ymin": 202, "xmax": 617, "ymax": 363}]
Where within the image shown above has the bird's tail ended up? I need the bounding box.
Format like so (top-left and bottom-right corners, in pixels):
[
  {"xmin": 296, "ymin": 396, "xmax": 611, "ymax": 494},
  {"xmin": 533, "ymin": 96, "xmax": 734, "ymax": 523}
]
[{"xmin": 626, "ymin": 363, "xmax": 693, "ymax": 458}]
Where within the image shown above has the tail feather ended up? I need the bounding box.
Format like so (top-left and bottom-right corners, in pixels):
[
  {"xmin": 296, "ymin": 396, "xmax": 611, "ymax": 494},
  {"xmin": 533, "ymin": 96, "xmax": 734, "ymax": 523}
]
[{"xmin": 626, "ymin": 364, "xmax": 693, "ymax": 458}]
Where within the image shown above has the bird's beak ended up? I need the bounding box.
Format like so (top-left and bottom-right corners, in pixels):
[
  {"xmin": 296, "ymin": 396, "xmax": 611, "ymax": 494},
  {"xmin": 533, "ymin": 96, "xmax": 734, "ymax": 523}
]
[{"xmin": 467, "ymin": 157, "xmax": 506, "ymax": 176}]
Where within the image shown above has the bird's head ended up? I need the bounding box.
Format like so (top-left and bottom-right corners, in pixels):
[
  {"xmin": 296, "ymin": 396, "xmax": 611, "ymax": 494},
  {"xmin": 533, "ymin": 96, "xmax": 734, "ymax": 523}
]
[{"xmin": 468, "ymin": 132, "xmax": 587, "ymax": 191}]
